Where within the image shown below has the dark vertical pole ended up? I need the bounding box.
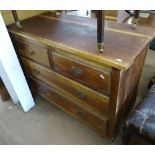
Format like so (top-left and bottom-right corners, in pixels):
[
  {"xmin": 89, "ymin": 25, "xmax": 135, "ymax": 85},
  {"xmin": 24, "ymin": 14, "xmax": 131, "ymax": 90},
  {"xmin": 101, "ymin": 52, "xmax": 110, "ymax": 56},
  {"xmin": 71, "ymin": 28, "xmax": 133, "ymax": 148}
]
[
  {"xmin": 133, "ymin": 10, "xmax": 140, "ymax": 29},
  {"xmin": 12, "ymin": 10, "xmax": 22, "ymax": 28},
  {"xmin": 97, "ymin": 10, "xmax": 105, "ymax": 53}
]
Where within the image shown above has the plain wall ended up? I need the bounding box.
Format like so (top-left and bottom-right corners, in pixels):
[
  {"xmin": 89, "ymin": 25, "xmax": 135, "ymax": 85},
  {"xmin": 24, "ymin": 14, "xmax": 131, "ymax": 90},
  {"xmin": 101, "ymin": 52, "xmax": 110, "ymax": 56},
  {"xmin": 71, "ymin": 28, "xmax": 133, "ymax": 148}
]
[{"xmin": 1, "ymin": 10, "xmax": 48, "ymax": 25}]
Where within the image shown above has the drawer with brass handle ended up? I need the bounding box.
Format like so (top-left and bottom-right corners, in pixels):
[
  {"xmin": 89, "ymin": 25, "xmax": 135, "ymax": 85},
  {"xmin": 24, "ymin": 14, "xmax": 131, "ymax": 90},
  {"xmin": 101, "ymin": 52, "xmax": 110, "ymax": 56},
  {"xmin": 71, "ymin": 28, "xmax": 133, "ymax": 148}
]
[
  {"xmin": 71, "ymin": 66, "xmax": 84, "ymax": 77},
  {"xmin": 26, "ymin": 49, "xmax": 35, "ymax": 56},
  {"xmin": 74, "ymin": 89, "xmax": 86, "ymax": 100},
  {"xmin": 39, "ymin": 87, "xmax": 48, "ymax": 94},
  {"xmin": 53, "ymin": 52, "xmax": 111, "ymax": 96},
  {"xmin": 77, "ymin": 111, "xmax": 87, "ymax": 119},
  {"xmin": 14, "ymin": 39, "xmax": 51, "ymax": 68},
  {"xmin": 28, "ymin": 77, "xmax": 108, "ymax": 137},
  {"xmin": 33, "ymin": 69, "xmax": 41, "ymax": 76},
  {"xmin": 22, "ymin": 57, "xmax": 109, "ymax": 116}
]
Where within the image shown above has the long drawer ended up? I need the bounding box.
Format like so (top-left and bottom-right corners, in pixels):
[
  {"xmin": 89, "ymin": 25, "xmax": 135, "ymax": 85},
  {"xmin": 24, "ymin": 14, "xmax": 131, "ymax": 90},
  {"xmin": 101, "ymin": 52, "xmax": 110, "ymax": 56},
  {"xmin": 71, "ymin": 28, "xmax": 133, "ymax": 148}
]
[
  {"xmin": 14, "ymin": 39, "xmax": 51, "ymax": 68},
  {"xmin": 52, "ymin": 52, "xmax": 111, "ymax": 96},
  {"xmin": 21, "ymin": 57, "xmax": 109, "ymax": 116},
  {"xmin": 28, "ymin": 77, "xmax": 108, "ymax": 136}
]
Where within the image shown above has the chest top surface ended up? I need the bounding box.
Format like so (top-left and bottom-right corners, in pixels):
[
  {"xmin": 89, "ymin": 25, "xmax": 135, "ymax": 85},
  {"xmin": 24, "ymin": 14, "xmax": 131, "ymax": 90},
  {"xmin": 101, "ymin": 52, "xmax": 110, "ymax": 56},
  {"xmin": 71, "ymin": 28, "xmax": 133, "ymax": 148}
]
[{"xmin": 8, "ymin": 12, "xmax": 155, "ymax": 70}]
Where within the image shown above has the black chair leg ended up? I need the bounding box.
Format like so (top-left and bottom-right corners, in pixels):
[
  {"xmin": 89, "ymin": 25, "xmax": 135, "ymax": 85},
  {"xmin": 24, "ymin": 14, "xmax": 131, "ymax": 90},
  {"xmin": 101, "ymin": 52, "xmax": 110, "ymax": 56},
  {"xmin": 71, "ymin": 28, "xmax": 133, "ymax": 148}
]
[
  {"xmin": 121, "ymin": 125, "xmax": 132, "ymax": 145},
  {"xmin": 148, "ymin": 76, "xmax": 155, "ymax": 89}
]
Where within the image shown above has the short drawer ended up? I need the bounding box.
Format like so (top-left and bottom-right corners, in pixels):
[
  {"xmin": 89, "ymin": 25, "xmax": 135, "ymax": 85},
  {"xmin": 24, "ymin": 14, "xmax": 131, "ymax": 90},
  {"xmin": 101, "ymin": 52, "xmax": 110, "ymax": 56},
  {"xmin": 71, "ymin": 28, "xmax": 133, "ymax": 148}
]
[
  {"xmin": 28, "ymin": 77, "xmax": 108, "ymax": 136},
  {"xmin": 52, "ymin": 52, "xmax": 111, "ymax": 96},
  {"xmin": 22, "ymin": 57, "xmax": 109, "ymax": 116},
  {"xmin": 14, "ymin": 39, "xmax": 51, "ymax": 68}
]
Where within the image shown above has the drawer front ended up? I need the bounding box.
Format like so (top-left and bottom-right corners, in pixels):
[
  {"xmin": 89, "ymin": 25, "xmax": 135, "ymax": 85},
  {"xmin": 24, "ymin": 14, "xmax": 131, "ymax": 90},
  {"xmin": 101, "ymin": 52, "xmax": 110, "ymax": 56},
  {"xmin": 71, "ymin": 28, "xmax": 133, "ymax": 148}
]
[
  {"xmin": 52, "ymin": 52, "xmax": 111, "ymax": 96},
  {"xmin": 22, "ymin": 57, "xmax": 109, "ymax": 116},
  {"xmin": 14, "ymin": 39, "xmax": 51, "ymax": 68},
  {"xmin": 28, "ymin": 77, "xmax": 107, "ymax": 136}
]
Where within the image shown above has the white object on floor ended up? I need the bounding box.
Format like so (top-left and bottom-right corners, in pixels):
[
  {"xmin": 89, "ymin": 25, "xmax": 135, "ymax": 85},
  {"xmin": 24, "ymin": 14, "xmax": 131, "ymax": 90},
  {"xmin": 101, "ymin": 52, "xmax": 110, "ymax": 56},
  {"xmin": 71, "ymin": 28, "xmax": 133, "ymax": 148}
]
[{"xmin": 0, "ymin": 12, "xmax": 35, "ymax": 112}]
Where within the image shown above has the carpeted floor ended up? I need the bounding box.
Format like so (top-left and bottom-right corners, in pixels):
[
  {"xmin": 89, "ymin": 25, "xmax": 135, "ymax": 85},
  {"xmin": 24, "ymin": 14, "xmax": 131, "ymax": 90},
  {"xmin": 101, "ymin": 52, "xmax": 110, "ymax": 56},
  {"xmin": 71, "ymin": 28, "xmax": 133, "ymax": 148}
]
[{"xmin": 0, "ymin": 96, "xmax": 122, "ymax": 145}]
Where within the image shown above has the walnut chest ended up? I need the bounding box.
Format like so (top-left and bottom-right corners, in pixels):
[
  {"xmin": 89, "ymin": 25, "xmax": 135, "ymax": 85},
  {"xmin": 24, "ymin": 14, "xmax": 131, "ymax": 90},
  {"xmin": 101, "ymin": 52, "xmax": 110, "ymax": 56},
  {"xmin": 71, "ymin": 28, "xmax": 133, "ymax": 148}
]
[{"xmin": 7, "ymin": 12, "xmax": 155, "ymax": 139}]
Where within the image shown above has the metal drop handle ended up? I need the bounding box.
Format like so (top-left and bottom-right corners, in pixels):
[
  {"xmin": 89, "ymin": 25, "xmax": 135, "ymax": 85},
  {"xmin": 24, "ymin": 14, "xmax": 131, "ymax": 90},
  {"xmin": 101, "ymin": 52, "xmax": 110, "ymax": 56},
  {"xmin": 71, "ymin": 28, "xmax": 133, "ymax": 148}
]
[
  {"xmin": 27, "ymin": 49, "xmax": 35, "ymax": 55},
  {"xmin": 39, "ymin": 87, "xmax": 47, "ymax": 94},
  {"xmin": 33, "ymin": 69, "xmax": 41, "ymax": 75},
  {"xmin": 77, "ymin": 111, "xmax": 86, "ymax": 118},
  {"xmin": 71, "ymin": 66, "xmax": 83, "ymax": 77},
  {"xmin": 74, "ymin": 89, "xmax": 86, "ymax": 99}
]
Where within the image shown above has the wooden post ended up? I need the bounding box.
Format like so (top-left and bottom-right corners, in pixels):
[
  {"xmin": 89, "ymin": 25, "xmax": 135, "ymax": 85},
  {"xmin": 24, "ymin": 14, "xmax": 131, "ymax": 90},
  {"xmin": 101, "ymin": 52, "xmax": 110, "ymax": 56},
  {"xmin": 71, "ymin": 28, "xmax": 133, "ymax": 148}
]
[
  {"xmin": 97, "ymin": 10, "xmax": 105, "ymax": 53},
  {"xmin": 133, "ymin": 10, "xmax": 140, "ymax": 29},
  {"xmin": 0, "ymin": 78, "xmax": 10, "ymax": 101},
  {"xmin": 12, "ymin": 10, "xmax": 22, "ymax": 28}
]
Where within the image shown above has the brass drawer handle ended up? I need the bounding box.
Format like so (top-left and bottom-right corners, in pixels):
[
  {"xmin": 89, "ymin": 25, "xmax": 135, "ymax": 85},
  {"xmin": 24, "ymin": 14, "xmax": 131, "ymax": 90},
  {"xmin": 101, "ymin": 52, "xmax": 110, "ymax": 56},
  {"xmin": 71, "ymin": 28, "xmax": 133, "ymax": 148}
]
[
  {"xmin": 39, "ymin": 88, "xmax": 47, "ymax": 93},
  {"xmin": 54, "ymin": 64, "xmax": 59, "ymax": 71},
  {"xmin": 33, "ymin": 69, "xmax": 41, "ymax": 75},
  {"xmin": 27, "ymin": 49, "xmax": 35, "ymax": 55},
  {"xmin": 74, "ymin": 89, "xmax": 86, "ymax": 99},
  {"xmin": 77, "ymin": 111, "xmax": 86, "ymax": 118},
  {"xmin": 71, "ymin": 66, "xmax": 83, "ymax": 77}
]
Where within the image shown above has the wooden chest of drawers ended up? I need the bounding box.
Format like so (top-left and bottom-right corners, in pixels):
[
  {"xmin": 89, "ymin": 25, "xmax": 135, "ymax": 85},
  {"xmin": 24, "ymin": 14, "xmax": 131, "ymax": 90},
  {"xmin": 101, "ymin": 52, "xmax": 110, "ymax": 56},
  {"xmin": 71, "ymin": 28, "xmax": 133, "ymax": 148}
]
[{"xmin": 7, "ymin": 12, "xmax": 155, "ymax": 139}]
